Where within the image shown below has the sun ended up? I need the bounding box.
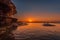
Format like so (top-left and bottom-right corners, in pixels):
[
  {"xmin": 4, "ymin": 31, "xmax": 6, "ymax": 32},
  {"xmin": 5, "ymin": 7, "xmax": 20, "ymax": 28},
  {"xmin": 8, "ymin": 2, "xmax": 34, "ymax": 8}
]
[{"xmin": 28, "ymin": 19, "xmax": 32, "ymax": 22}]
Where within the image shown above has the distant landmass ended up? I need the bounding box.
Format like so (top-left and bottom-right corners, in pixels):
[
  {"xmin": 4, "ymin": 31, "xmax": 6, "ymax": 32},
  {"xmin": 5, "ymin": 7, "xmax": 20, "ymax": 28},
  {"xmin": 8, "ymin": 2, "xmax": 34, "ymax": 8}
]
[{"xmin": 18, "ymin": 21, "xmax": 60, "ymax": 23}]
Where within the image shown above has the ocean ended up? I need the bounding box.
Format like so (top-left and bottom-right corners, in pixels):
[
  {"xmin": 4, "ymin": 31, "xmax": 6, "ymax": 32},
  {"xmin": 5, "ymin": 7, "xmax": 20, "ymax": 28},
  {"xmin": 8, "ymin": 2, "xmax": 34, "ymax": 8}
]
[{"xmin": 13, "ymin": 23, "xmax": 60, "ymax": 40}]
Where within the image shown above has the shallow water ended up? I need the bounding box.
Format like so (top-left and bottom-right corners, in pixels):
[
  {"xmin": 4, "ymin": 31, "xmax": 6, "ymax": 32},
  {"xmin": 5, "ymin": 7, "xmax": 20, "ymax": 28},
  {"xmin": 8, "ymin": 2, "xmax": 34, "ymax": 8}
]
[{"xmin": 13, "ymin": 23, "xmax": 60, "ymax": 40}]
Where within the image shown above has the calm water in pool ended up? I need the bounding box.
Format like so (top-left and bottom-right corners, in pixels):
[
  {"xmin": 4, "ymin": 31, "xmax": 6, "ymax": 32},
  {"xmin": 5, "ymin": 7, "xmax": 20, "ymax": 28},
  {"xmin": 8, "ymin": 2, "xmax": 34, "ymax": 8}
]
[{"xmin": 13, "ymin": 23, "xmax": 60, "ymax": 40}]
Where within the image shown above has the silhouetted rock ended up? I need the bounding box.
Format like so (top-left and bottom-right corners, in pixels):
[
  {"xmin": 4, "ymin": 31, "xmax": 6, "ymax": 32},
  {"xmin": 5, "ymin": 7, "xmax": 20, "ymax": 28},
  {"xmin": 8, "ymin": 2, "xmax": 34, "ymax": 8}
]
[
  {"xmin": 0, "ymin": 0, "xmax": 17, "ymax": 16},
  {"xmin": 0, "ymin": 0, "xmax": 18, "ymax": 40}
]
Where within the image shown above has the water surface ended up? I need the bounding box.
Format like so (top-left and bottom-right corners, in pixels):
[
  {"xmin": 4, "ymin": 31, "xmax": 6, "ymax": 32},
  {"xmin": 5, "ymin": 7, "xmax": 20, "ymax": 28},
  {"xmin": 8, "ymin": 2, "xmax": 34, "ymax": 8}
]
[{"xmin": 13, "ymin": 23, "xmax": 60, "ymax": 40}]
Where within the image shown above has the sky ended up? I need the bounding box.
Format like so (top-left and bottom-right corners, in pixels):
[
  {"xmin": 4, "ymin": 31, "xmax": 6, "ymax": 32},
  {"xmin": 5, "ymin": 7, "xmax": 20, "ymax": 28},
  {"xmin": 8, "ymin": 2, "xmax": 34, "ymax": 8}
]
[{"xmin": 12, "ymin": 0, "xmax": 60, "ymax": 21}]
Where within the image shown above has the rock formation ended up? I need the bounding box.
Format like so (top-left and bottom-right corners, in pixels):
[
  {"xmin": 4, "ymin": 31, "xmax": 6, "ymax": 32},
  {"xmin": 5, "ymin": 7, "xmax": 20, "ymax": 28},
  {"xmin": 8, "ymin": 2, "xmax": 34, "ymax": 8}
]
[{"xmin": 0, "ymin": 0, "xmax": 17, "ymax": 40}]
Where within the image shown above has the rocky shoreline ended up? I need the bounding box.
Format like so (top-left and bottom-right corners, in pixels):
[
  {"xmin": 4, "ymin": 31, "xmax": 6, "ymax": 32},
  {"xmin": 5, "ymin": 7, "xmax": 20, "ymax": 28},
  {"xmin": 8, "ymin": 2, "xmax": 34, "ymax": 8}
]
[{"xmin": 0, "ymin": 0, "xmax": 18, "ymax": 40}]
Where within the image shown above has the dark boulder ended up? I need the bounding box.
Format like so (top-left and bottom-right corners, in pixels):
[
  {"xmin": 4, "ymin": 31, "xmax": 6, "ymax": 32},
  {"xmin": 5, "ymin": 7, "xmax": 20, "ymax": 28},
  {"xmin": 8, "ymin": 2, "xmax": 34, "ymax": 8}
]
[
  {"xmin": 0, "ymin": 0, "xmax": 18, "ymax": 40},
  {"xmin": 0, "ymin": 0, "xmax": 17, "ymax": 16}
]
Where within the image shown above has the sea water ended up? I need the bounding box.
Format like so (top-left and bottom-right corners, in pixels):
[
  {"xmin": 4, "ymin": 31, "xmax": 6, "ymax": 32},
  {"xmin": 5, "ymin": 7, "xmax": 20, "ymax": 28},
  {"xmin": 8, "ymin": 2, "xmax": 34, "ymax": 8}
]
[{"xmin": 13, "ymin": 23, "xmax": 60, "ymax": 40}]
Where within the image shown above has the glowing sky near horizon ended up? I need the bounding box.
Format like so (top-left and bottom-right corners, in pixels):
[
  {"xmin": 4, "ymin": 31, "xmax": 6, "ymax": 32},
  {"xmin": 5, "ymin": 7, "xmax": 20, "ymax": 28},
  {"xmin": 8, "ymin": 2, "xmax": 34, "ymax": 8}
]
[{"xmin": 12, "ymin": 0, "xmax": 60, "ymax": 21}]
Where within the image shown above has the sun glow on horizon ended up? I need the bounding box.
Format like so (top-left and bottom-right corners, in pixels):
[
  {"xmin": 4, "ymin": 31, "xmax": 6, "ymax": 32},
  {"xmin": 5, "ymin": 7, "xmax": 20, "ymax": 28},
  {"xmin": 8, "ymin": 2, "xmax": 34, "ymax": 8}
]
[{"xmin": 28, "ymin": 19, "xmax": 33, "ymax": 22}]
